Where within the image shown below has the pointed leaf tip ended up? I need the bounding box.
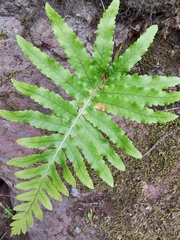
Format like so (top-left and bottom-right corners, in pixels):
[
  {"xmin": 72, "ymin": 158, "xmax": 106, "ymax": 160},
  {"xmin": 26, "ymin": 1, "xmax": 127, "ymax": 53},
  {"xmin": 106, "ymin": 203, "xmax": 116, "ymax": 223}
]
[
  {"xmin": 135, "ymin": 150, "xmax": 142, "ymax": 159},
  {"xmin": 45, "ymin": 2, "xmax": 53, "ymax": 16},
  {"xmin": 16, "ymin": 34, "xmax": 24, "ymax": 47}
]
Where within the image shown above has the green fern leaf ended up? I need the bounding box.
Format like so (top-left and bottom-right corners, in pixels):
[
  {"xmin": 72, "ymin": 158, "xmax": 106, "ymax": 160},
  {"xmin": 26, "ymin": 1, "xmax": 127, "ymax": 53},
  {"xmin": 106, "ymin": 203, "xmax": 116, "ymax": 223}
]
[
  {"xmin": 85, "ymin": 107, "xmax": 142, "ymax": 158},
  {"xmin": 92, "ymin": 0, "xmax": 119, "ymax": 76},
  {"xmin": 0, "ymin": 0, "xmax": 179, "ymax": 235},
  {"xmin": 108, "ymin": 25, "xmax": 158, "ymax": 78},
  {"xmin": 101, "ymin": 84, "xmax": 180, "ymax": 106},
  {"xmin": 45, "ymin": 3, "xmax": 95, "ymax": 87},
  {"xmin": 0, "ymin": 110, "xmax": 72, "ymax": 132},
  {"xmin": 12, "ymin": 80, "xmax": 78, "ymax": 118},
  {"xmin": 64, "ymin": 137, "xmax": 94, "ymax": 189},
  {"xmin": 16, "ymin": 35, "xmax": 89, "ymax": 99},
  {"xmin": 114, "ymin": 74, "xmax": 180, "ymax": 89}
]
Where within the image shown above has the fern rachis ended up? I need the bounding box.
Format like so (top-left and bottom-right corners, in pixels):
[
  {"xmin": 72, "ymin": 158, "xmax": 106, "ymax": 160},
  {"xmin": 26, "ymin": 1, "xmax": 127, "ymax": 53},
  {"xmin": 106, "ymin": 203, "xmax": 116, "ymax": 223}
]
[{"xmin": 0, "ymin": 0, "xmax": 179, "ymax": 235}]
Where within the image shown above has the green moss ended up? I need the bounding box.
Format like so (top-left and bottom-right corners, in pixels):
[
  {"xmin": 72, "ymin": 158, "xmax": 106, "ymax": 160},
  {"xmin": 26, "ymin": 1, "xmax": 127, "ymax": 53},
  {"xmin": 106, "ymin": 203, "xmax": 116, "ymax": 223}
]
[
  {"xmin": 77, "ymin": 117, "xmax": 180, "ymax": 239},
  {"xmin": 20, "ymin": 19, "xmax": 25, "ymax": 25},
  {"xmin": 0, "ymin": 30, "xmax": 8, "ymax": 42},
  {"xmin": 0, "ymin": 90, "xmax": 24, "ymax": 111},
  {"xmin": 0, "ymin": 71, "xmax": 21, "ymax": 85},
  {"xmin": 0, "ymin": 71, "xmax": 23, "ymax": 110}
]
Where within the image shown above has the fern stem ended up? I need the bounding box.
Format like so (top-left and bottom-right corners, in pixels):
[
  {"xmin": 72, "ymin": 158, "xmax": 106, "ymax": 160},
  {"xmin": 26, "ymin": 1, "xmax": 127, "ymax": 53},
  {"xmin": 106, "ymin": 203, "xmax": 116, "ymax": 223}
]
[
  {"xmin": 51, "ymin": 82, "xmax": 102, "ymax": 157},
  {"xmin": 41, "ymin": 80, "xmax": 103, "ymax": 181},
  {"xmin": 23, "ymin": 82, "xmax": 103, "ymax": 221}
]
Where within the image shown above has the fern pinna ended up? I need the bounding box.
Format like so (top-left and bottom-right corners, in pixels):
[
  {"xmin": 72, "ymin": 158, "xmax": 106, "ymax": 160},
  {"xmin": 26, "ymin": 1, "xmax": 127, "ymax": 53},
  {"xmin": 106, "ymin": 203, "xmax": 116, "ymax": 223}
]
[{"xmin": 0, "ymin": 0, "xmax": 180, "ymax": 235}]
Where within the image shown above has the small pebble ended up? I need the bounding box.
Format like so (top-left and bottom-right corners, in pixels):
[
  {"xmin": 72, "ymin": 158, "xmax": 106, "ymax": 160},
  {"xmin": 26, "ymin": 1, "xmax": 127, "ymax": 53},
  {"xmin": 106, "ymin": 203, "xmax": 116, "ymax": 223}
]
[{"xmin": 70, "ymin": 187, "xmax": 80, "ymax": 197}]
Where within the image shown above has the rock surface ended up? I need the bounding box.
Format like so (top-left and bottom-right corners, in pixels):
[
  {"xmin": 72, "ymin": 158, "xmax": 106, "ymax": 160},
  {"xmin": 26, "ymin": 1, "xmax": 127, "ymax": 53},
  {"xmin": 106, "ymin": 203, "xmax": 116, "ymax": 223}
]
[{"xmin": 0, "ymin": 0, "xmax": 103, "ymax": 239}]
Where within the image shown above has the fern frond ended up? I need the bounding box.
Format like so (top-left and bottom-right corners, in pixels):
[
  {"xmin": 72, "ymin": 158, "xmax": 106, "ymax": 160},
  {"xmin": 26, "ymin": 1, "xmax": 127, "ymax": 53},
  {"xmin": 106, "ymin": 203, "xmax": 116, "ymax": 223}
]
[
  {"xmin": 85, "ymin": 107, "xmax": 142, "ymax": 158},
  {"xmin": 12, "ymin": 80, "xmax": 77, "ymax": 118},
  {"xmin": 8, "ymin": 150, "xmax": 55, "ymax": 167},
  {"xmin": 0, "ymin": 0, "xmax": 179, "ymax": 236},
  {"xmin": 75, "ymin": 121, "xmax": 114, "ymax": 187},
  {"xmin": 109, "ymin": 25, "xmax": 158, "ymax": 78},
  {"xmin": 8, "ymin": 149, "xmax": 75, "ymax": 188},
  {"xmin": 101, "ymin": 84, "xmax": 180, "ymax": 106},
  {"xmin": 93, "ymin": 0, "xmax": 119, "ymax": 76},
  {"xmin": 45, "ymin": 3, "xmax": 95, "ymax": 87},
  {"xmin": 56, "ymin": 151, "xmax": 76, "ymax": 187},
  {"xmin": 0, "ymin": 110, "xmax": 71, "ymax": 132},
  {"xmin": 9, "ymin": 152, "xmax": 68, "ymax": 235},
  {"xmin": 112, "ymin": 74, "xmax": 180, "ymax": 89},
  {"xmin": 79, "ymin": 116, "xmax": 125, "ymax": 171},
  {"xmin": 92, "ymin": 94, "xmax": 177, "ymax": 123},
  {"xmin": 16, "ymin": 36, "xmax": 89, "ymax": 99},
  {"xmin": 64, "ymin": 138, "xmax": 94, "ymax": 189},
  {"xmin": 17, "ymin": 134, "xmax": 64, "ymax": 149}
]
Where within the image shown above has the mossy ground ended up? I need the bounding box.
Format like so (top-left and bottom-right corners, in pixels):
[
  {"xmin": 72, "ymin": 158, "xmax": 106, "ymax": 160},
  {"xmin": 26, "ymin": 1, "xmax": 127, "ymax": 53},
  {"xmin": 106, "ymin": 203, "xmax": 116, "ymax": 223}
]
[
  {"xmin": 74, "ymin": 117, "xmax": 180, "ymax": 239},
  {"xmin": 73, "ymin": 33, "xmax": 180, "ymax": 239}
]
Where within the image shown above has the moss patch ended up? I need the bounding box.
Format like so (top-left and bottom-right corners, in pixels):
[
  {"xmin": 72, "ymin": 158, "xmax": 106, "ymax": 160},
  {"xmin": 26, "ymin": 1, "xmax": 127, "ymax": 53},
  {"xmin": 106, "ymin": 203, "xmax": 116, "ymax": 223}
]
[
  {"xmin": 75, "ymin": 116, "xmax": 180, "ymax": 239},
  {"xmin": 0, "ymin": 71, "xmax": 24, "ymax": 111},
  {"xmin": 0, "ymin": 30, "xmax": 8, "ymax": 42}
]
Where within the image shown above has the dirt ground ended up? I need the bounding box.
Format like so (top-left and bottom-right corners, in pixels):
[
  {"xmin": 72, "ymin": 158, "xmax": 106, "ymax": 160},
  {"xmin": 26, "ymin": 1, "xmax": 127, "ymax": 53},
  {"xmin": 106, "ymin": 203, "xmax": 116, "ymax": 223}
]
[{"xmin": 0, "ymin": 0, "xmax": 180, "ymax": 239}]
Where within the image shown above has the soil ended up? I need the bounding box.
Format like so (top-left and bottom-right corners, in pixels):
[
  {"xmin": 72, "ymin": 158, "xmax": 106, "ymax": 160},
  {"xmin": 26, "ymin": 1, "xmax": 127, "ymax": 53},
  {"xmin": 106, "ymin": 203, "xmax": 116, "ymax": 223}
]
[{"xmin": 0, "ymin": 0, "xmax": 180, "ymax": 239}]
